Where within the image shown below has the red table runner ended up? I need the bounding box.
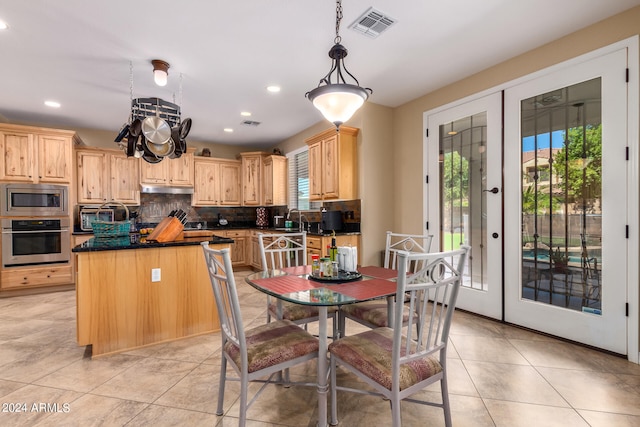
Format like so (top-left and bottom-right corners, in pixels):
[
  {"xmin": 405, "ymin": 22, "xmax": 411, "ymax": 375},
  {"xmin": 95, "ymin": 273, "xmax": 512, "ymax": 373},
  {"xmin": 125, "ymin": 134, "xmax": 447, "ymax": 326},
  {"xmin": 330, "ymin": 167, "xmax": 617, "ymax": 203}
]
[
  {"xmin": 253, "ymin": 275, "xmax": 321, "ymax": 294},
  {"xmin": 357, "ymin": 266, "xmax": 399, "ymax": 280},
  {"xmin": 336, "ymin": 278, "xmax": 397, "ymax": 300},
  {"xmin": 280, "ymin": 265, "xmax": 312, "ymax": 275}
]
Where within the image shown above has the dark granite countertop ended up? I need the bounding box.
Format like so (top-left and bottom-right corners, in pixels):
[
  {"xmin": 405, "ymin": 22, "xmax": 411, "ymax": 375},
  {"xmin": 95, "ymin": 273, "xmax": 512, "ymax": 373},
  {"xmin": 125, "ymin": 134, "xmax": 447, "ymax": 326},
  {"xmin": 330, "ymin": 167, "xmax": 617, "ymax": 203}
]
[
  {"xmin": 74, "ymin": 224, "xmax": 361, "ymax": 237},
  {"xmin": 72, "ymin": 234, "xmax": 234, "ymax": 253}
]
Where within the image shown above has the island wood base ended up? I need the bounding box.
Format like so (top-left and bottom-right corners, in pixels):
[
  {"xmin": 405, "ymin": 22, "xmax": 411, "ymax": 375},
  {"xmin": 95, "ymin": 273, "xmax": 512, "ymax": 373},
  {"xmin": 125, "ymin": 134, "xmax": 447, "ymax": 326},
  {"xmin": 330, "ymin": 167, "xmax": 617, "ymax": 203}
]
[{"xmin": 76, "ymin": 242, "xmax": 227, "ymax": 357}]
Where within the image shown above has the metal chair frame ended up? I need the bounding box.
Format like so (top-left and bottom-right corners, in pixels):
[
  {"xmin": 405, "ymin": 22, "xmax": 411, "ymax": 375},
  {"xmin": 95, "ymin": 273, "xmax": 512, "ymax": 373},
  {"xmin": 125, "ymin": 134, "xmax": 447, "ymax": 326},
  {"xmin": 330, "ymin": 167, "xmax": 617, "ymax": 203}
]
[
  {"xmin": 339, "ymin": 231, "xmax": 434, "ymax": 334},
  {"xmin": 329, "ymin": 246, "xmax": 470, "ymax": 427},
  {"xmin": 202, "ymin": 243, "xmax": 319, "ymax": 427}
]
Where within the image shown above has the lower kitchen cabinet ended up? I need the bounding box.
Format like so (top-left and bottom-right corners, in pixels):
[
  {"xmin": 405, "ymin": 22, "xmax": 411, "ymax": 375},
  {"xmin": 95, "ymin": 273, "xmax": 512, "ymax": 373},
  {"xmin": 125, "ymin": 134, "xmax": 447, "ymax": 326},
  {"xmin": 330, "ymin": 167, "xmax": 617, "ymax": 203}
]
[
  {"xmin": 221, "ymin": 229, "xmax": 248, "ymax": 266},
  {"xmin": 0, "ymin": 264, "xmax": 73, "ymax": 290},
  {"xmin": 250, "ymin": 230, "xmax": 268, "ymax": 269},
  {"xmin": 307, "ymin": 234, "xmax": 360, "ymax": 265}
]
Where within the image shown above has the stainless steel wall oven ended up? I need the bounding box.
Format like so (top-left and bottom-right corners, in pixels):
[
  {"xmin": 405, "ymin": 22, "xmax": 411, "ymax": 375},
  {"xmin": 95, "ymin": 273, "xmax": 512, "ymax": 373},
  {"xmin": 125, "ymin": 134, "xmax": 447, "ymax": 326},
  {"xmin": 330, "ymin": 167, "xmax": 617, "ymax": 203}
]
[{"xmin": 1, "ymin": 218, "xmax": 70, "ymax": 267}]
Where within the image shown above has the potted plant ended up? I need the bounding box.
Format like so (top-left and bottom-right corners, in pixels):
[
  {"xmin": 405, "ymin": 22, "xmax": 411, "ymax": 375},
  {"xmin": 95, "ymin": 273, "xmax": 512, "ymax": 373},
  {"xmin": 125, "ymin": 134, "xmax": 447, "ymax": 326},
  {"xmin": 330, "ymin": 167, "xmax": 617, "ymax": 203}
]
[{"xmin": 550, "ymin": 246, "xmax": 569, "ymax": 272}]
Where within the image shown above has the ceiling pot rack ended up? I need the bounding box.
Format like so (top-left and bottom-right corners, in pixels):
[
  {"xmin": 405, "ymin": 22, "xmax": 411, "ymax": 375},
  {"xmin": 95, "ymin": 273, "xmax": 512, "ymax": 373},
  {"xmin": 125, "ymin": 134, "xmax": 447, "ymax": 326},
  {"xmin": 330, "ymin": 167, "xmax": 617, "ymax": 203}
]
[
  {"xmin": 115, "ymin": 61, "xmax": 192, "ymax": 163},
  {"xmin": 131, "ymin": 97, "xmax": 181, "ymax": 128}
]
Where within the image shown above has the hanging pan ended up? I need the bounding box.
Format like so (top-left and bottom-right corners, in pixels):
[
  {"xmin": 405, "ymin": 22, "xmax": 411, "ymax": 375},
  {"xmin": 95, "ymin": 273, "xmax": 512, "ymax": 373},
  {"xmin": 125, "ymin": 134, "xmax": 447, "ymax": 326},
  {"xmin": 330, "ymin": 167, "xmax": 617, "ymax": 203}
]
[
  {"xmin": 179, "ymin": 117, "xmax": 192, "ymax": 139},
  {"xmin": 142, "ymin": 103, "xmax": 171, "ymax": 144}
]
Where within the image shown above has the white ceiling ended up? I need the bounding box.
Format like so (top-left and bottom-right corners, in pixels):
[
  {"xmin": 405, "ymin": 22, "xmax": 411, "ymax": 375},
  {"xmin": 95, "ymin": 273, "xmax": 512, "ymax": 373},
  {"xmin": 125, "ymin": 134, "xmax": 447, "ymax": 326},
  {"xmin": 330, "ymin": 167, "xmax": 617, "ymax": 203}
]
[{"xmin": 1, "ymin": 0, "xmax": 639, "ymax": 148}]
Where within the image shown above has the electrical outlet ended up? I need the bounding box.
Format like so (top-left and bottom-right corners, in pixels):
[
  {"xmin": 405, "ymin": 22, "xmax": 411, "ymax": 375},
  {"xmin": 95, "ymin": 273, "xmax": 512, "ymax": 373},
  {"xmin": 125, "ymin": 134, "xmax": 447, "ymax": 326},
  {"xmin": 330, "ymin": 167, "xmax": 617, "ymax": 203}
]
[{"xmin": 151, "ymin": 268, "xmax": 161, "ymax": 282}]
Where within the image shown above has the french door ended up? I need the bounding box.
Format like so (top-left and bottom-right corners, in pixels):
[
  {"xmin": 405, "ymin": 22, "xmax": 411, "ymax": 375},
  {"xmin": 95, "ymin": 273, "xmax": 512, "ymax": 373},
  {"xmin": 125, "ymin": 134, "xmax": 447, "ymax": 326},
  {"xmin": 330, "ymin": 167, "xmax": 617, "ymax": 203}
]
[
  {"xmin": 504, "ymin": 49, "xmax": 629, "ymax": 354},
  {"xmin": 425, "ymin": 93, "xmax": 503, "ymax": 319}
]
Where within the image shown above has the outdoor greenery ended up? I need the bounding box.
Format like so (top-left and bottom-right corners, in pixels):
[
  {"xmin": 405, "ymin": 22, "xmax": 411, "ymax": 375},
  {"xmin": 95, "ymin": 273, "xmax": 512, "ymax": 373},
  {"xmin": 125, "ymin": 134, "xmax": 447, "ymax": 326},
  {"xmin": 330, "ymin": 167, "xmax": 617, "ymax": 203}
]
[
  {"xmin": 442, "ymin": 151, "xmax": 469, "ymax": 206},
  {"xmin": 552, "ymin": 124, "xmax": 602, "ymax": 209}
]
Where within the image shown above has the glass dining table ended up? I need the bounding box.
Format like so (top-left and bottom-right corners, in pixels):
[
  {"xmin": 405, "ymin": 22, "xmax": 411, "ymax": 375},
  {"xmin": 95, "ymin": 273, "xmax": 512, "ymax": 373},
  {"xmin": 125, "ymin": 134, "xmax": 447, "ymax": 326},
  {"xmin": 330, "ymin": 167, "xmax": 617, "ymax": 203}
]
[{"xmin": 245, "ymin": 265, "xmax": 400, "ymax": 427}]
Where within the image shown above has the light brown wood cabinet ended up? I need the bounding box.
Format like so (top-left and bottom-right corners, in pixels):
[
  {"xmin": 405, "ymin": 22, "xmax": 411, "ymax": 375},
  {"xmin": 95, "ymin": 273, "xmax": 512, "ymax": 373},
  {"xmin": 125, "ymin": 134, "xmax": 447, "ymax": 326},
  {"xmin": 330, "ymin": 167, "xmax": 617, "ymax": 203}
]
[
  {"xmin": 192, "ymin": 157, "xmax": 241, "ymax": 206},
  {"xmin": 0, "ymin": 264, "xmax": 73, "ymax": 290},
  {"xmin": 140, "ymin": 152, "xmax": 194, "ymax": 187},
  {"xmin": 306, "ymin": 234, "xmax": 360, "ymax": 266},
  {"xmin": 0, "ymin": 123, "xmax": 79, "ymax": 183},
  {"xmin": 221, "ymin": 229, "xmax": 248, "ymax": 266},
  {"xmin": 76, "ymin": 148, "xmax": 140, "ymax": 205},
  {"xmin": 263, "ymin": 155, "xmax": 288, "ymax": 205},
  {"xmin": 249, "ymin": 229, "xmax": 269, "ymax": 269},
  {"xmin": 239, "ymin": 152, "xmax": 264, "ymax": 206},
  {"xmin": 306, "ymin": 126, "xmax": 358, "ymax": 201}
]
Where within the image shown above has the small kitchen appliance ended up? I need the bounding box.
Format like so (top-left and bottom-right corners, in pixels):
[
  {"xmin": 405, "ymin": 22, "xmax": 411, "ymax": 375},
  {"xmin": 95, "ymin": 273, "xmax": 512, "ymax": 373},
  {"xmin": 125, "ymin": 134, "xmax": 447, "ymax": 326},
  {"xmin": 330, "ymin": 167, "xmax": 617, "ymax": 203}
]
[
  {"xmin": 1, "ymin": 183, "xmax": 68, "ymax": 217},
  {"xmin": 320, "ymin": 210, "xmax": 343, "ymax": 233}
]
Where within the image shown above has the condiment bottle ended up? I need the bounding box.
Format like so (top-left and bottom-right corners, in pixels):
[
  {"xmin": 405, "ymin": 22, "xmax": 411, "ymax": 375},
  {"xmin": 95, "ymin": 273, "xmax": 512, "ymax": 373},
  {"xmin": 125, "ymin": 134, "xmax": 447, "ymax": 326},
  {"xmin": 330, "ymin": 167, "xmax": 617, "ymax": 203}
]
[
  {"xmin": 329, "ymin": 237, "xmax": 338, "ymax": 262},
  {"xmin": 311, "ymin": 255, "xmax": 320, "ymax": 276}
]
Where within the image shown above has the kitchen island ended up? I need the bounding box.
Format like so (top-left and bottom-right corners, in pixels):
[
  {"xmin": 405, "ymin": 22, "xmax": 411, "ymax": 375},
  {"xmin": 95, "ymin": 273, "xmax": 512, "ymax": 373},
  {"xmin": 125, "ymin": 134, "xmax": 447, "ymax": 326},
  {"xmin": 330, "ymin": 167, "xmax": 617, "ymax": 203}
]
[{"xmin": 73, "ymin": 234, "xmax": 233, "ymax": 357}]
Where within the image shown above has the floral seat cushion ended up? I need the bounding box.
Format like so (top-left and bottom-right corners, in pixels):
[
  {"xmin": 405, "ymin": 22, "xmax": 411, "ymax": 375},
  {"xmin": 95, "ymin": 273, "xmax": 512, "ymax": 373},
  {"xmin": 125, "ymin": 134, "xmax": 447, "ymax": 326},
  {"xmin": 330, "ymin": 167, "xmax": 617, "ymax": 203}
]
[
  {"xmin": 328, "ymin": 327, "xmax": 441, "ymax": 390},
  {"xmin": 269, "ymin": 301, "xmax": 338, "ymax": 322},
  {"xmin": 341, "ymin": 300, "xmax": 412, "ymax": 327},
  {"xmin": 224, "ymin": 319, "xmax": 319, "ymax": 373}
]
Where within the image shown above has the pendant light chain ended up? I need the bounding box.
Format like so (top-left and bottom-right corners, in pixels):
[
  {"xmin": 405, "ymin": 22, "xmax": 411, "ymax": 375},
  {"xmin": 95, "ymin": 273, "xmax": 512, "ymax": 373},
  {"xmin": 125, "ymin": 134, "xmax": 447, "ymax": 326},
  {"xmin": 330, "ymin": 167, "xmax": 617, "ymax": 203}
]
[
  {"xmin": 334, "ymin": 0, "xmax": 342, "ymax": 44},
  {"xmin": 129, "ymin": 60, "xmax": 134, "ymax": 123},
  {"xmin": 306, "ymin": 0, "xmax": 371, "ymax": 129},
  {"xmin": 179, "ymin": 73, "xmax": 183, "ymax": 113}
]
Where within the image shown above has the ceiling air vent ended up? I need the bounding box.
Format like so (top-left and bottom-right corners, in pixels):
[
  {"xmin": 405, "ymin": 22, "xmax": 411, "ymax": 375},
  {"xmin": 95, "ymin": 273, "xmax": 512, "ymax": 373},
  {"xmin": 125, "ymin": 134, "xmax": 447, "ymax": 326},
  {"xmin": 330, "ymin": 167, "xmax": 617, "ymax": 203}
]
[
  {"xmin": 349, "ymin": 7, "xmax": 396, "ymax": 39},
  {"xmin": 241, "ymin": 120, "xmax": 261, "ymax": 127}
]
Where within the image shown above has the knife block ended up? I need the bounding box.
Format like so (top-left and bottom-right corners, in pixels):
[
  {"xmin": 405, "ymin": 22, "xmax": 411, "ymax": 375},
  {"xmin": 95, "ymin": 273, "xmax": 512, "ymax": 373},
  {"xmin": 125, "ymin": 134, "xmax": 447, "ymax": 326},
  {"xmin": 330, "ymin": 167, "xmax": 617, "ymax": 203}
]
[{"xmin": 146, "ymin": 217, "xmax": 185, "ymax": 242}]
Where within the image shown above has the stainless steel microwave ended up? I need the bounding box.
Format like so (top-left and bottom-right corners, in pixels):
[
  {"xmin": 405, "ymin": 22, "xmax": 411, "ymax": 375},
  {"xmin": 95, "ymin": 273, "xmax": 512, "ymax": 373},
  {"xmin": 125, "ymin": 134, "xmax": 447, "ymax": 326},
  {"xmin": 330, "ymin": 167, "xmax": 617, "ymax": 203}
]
[
  {"xmin": 0, "ymin": 183, "xmax": 68, "ymax": 217},
  {"xmin": 79, "ymin": 207, "xmax": 114, "ymax": 231}
]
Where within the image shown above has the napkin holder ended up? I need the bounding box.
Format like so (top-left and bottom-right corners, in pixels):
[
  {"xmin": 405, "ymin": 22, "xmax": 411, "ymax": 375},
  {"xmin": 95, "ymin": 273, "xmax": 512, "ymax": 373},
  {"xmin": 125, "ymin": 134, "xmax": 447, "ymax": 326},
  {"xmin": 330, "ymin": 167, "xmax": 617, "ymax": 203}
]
[{"xmin": 337, "ymin": 246, "xmax": 358, "ymax": 272}]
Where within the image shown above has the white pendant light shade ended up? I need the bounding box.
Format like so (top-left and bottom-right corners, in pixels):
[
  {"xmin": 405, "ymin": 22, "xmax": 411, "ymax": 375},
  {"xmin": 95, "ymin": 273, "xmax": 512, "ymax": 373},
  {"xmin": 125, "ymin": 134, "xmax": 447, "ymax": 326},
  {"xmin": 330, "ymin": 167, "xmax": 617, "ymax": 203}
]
[
  {"xmin": 309, "ymin": 84, "xmax": 368, "ymax": 126},
  {"xmin": 151, "ymin": 59, "xmax": 170, "ymax": 87},
  {"xmin": 305, "ymin": 1, "xmax": 372, "ymax": 129},
  {"xmin": 154, "ymin": 69, "xmax": 168, "ymax": 86}
]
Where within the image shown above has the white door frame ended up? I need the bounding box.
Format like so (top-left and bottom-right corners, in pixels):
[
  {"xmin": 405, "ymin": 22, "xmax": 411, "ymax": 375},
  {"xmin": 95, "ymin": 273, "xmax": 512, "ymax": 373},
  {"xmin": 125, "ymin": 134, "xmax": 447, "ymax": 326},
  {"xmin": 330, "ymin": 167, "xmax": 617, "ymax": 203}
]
[
  {"xmin": 422, "ymin": 36, "xmax": 639, "ymax": 362},
  {"xmin": 424, "ymin": 92, "xmax": 503, "ymax": 319},
  {"xmin": 504, "ymin": 47, "xmax": 629, "ymax": 355}
]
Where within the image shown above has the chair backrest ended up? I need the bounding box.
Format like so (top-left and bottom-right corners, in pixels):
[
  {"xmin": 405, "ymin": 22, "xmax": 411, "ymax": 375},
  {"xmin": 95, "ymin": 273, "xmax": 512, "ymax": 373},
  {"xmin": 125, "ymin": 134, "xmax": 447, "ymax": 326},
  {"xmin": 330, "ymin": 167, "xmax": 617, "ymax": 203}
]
[
  {"xmin": 201, "ymin": 243, "xmax": 246, "ymax": 362},
  {"xmin": 259, "ymin": 232, "xmax": 307, "ymax": 270},
  {"xmin": 384, "ymin": 231, "xmax": 434, "ymax": 272},
  {"xmin": 391, "ymin": 246, "xmax": 470, "ymax": 382}
]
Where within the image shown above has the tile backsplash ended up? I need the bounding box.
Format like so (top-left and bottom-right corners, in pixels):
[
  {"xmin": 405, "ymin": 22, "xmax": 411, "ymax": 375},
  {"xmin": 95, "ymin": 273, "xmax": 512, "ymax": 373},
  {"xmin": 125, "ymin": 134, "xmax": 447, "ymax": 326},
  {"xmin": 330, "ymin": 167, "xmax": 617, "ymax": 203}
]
[{"xmin": 133, "ymin": 194, "xmax": 360, "ymax": 229}]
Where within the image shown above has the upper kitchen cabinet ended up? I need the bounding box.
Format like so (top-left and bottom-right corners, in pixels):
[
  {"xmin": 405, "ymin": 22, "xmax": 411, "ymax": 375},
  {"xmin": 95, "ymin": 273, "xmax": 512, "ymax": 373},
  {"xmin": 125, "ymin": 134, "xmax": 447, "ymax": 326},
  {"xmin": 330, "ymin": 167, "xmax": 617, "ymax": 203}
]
[
  {"xmin": 192, "ymin": 157, "xmax": 241, "ymax": 206},
  {"xmin": 76, "ymin": 148, "xmax": 140, "ymax": 205},
  {"xmin": 263, "ymin": 155, "xmax": 287, "ymax": 205},
  {"xmin": 305, "ymin": 126, "xmax": 358, "ymax": 201},
  {"xmin": 239, "ymin": 152, "xmax": 264, "ymax": 206},
  {"xmin": 139, "ymin": 152, "xmax": 194, "ymax": 187},
  {"xmin": 0, "ymin": 123, "xmax": 79, "ymax": 184}
]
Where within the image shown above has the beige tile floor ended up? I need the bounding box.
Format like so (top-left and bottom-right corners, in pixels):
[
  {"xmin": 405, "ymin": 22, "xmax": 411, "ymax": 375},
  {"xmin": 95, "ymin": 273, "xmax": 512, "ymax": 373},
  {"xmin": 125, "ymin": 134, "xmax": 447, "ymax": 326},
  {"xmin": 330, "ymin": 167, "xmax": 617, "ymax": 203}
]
[{"xmin": 1, "ymin": 269, "xmax": 640, "ymax": 426}]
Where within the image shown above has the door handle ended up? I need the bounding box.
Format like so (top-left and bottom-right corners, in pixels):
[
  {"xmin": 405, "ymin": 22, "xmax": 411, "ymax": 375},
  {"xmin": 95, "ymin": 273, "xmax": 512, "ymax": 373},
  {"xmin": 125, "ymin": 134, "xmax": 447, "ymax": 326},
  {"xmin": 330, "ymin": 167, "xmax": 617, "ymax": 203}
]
[
  {"xmin": 484, "ymin": 187, "xmax": 500, "ymax": 194},
  {"xmin": 492, "ymin": 232, "xmax": 499, "ymax": 239}
]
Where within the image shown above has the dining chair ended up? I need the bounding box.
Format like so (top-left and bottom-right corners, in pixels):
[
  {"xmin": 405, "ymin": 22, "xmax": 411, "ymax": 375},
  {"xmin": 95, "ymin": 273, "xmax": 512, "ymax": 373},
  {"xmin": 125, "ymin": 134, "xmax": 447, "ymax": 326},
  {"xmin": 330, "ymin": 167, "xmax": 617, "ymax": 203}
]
[
  {"xmin": 201, "ymin": 243, "xmax": 319, "ymax": 427},
  {"xmin": 329, "ymin": 246, "xmax": 470, "ymax": 427},
  {"xmin": 259, "ymin": 232, "xmax": 339, "ymax": 333},
  {"xmin": 339, "ymin": 231, "xmax": 434, "ymax": 335}
]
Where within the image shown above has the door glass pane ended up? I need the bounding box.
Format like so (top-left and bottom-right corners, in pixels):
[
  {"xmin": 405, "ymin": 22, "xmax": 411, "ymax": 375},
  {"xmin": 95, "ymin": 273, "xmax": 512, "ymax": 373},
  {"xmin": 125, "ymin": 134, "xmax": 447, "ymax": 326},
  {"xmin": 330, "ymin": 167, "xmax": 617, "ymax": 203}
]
[
  {"xmin": 520, "ymin": 78, "xmax": 602, "ymax": 314},
  {"xmin": 440, "ymin": 113, "xmax": 487, "ymax": 290}
]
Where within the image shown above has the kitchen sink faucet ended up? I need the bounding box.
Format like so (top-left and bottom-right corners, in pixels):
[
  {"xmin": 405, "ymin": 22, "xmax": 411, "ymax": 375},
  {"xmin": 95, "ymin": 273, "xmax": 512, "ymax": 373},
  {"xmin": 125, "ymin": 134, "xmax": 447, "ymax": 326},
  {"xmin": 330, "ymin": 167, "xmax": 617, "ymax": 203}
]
[{"xmin": 287, "ymin": 209, "xmax": 308, "ymax": 232}]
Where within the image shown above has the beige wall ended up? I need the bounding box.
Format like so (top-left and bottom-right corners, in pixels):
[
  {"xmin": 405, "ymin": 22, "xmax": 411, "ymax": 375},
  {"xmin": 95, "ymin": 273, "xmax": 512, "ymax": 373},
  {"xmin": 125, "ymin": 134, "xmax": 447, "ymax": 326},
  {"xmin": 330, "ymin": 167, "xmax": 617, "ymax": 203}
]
[
  {"xmin": 279, "ymin": 7, "xmax": 640, "ymax": 275},
  {"xmin": 392, "ymin": 6, "xmax": 640, "ymax": 234},
  {"xmin": 73, "ymin": 127, "xmax": 255, "ymax": 160},
  {"xmin": 276, "ymin": 103, "xmax": 394, "ymax": 266}
]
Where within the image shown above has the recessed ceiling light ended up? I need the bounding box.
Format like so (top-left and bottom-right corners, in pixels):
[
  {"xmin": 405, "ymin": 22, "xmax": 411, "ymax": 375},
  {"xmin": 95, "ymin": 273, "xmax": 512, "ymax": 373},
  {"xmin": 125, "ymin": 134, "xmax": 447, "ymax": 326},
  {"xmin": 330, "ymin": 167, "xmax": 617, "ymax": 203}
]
[
  {"xmin": 0, "ymin": 20, "xmax": 8, "ymax": 30},
  {"xmin": 223, "ymin": 128, "xmax": 234, "ymax": 133},
  {"xmin": 240, "ymin": 111, "xmax": 252, "ymax": 117},
  {"xmin": 44, "ymin": 100, "xmax": 61, "ymax": 108},
  {"xmin": 266, "ymin": 86, "xmax": 281, "ymax": 93}
]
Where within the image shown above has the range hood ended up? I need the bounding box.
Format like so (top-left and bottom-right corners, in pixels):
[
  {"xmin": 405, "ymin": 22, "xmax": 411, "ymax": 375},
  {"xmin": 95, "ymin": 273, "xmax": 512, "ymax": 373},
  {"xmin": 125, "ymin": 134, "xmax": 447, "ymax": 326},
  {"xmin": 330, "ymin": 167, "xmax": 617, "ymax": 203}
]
[{"xmin": 141, "ymin": 184, "xmax": 194, "ymax": 195}]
